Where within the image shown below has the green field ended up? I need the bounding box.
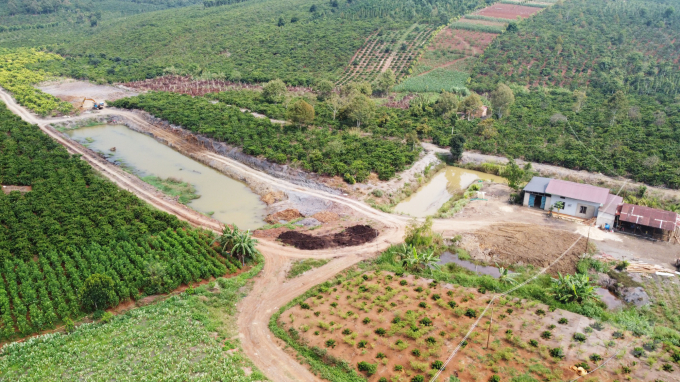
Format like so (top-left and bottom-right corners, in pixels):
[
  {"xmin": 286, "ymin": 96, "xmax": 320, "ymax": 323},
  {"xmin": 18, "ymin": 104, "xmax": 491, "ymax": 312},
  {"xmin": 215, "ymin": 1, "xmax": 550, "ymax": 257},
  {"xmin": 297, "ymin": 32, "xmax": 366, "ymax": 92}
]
[
  {"xmin": 0, "ymin": 265, "xmax": 265, "ymax": 381},
  {"xmin": 395, "ymin": 67, "xmax": 469, "ymax": 93}
]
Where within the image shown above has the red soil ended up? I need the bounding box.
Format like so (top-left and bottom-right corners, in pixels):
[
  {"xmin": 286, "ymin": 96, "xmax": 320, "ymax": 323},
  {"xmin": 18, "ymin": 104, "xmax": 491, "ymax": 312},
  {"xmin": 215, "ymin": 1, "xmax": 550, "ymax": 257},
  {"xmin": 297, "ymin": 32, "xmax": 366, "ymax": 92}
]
[{"xmin": 475, "ymin": 4, "xmax": 543, "ymax": 19}]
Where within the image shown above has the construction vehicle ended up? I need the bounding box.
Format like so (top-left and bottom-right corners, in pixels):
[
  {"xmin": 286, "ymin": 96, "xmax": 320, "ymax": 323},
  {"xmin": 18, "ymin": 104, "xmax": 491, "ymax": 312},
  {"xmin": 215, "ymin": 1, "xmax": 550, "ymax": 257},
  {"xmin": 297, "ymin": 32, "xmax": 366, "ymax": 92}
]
[{"xmin": 81, "ymin": 98, "xmax": 105, "ymax": 110}]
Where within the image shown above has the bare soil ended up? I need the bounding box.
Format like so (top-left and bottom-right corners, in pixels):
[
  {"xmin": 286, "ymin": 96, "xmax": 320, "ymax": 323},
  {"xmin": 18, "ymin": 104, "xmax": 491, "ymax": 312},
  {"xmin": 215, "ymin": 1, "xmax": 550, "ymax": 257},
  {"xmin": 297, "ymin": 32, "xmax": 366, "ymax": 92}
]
[
  {"xmin": 38, "ymin": 79, "xmax": 138, "ymax": 107},
  {"xmin": 265, "ymin": 208, "xmax": 303, "ymax": 224},
  {"xmin": 1, "ymin": 185, "xmax": 31, "ymax": 194},
  {"xmin": 278, "ymin": 225, "xmax": 379, "ymax": 250},
  {"xmin": 463, "ymin": 223, "xmax": 586, "ymax": 275},
  {"xmin": 281, "ymin": 271, "xmax": 667, "ymax": 382},
  {"xmin": 474, "ymin": 4, "xmax": 544, "ymax": 19}
]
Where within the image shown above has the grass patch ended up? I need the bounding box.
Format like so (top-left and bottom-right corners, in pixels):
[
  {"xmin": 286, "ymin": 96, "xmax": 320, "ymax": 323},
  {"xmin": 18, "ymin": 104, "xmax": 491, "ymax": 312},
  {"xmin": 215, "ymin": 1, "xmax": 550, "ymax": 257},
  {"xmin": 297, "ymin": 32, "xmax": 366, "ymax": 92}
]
[
  {"xmin": 287, "ymin": 259, "xmax": 330, "ymax": 279},
  {"xmin": 0, "ymin": 257, "xmax": 266, "ymax": 381},
  {"xmin": 141, "ymin": 175, "xmax": 200, "ymax": 204},
  {"xmin": 394, "ymin": 68, "xmax": 470, "ymax": 93}
]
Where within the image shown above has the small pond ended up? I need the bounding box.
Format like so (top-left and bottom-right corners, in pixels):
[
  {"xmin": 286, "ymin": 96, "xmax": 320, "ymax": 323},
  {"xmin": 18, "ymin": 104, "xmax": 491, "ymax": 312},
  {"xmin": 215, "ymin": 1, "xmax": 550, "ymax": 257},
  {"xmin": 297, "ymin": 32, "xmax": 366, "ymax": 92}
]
[
  {"xmin": 438, "ymin": 252, "xmax": 623, "ymax": 310},
  {"xmin": 66, "ymin": 125, "xmax": 266, "ymax": 230},
  {"xmin": 436, "ymin": 251, "xmax": 505, "ymax": 278},
  {"xmin": 395, "ymin": 166, "xmax": 507, "ymax": 217}
]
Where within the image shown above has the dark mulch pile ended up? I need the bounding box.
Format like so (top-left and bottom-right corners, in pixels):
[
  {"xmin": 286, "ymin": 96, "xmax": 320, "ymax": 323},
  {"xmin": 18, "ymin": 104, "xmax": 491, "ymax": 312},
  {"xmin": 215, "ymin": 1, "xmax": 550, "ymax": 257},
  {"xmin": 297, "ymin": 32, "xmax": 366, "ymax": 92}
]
[{"xmin": 277, "ymin": 225, "xmax": 379, "ymax": 250}]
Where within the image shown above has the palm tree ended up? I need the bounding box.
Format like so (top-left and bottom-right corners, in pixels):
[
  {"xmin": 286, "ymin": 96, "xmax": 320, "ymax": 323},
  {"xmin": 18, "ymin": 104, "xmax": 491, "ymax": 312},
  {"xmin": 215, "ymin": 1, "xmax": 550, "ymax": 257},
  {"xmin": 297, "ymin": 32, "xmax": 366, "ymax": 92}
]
[
  {"xmin": 402, "ymin": 246, "xmax": 440, "ymax": 274},
  {"xmin": 231, "ymin": 229, "xmax": 258, "ymax": 266},
  {"xmin": 213, "ymin": 224, "xmax": 238, "ymax": 253},
  {"xmin": 496, "ymin": 264, "xmax": 517, "ymax": 285}
]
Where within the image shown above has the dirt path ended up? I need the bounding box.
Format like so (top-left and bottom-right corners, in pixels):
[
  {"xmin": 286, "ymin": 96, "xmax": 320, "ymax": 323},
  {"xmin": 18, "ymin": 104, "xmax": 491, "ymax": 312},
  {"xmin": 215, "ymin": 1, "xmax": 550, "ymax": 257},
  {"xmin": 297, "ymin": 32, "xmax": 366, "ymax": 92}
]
[{"xmin": 4, "ymin": 88, "xmax": 676, "ymax": 381}]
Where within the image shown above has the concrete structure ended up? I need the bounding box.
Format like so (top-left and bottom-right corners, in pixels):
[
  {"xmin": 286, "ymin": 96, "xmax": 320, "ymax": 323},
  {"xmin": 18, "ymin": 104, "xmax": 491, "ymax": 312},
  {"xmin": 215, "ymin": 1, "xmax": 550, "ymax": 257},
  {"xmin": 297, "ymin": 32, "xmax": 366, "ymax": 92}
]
[
  {"xmin": 523, "ymin": 177, "xmax": 619, "ymax": 220},
  {"xmin": 596, "ymin": 194, "xmax": 623, "ymax": 229}
]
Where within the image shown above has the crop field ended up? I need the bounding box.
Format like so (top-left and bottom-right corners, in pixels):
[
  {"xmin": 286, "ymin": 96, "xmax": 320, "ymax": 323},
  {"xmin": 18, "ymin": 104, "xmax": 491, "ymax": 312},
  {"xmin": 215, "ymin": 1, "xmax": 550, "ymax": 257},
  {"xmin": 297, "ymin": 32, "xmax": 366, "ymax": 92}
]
[
  {"xmin": 470, "ymin": 0, "xmax": 680, "ymax": 93},
  {"xmin": 0, "ymin": 101, "xmax": 240, "ymax": 339},
  {"xmin": 337, "ymin": 24, "xmax": 436, "ymax": 86},
  {"xmin": 0, "ymin": 267, "xmax": 265, "ymax": 381},
  {"xmin": 277, "ymin": 271, "xmax": 672, "ymax": 382},
  {"xmin": 473, "ymin": 3, "xmax": 544, "ymax": 19},
  {"xmin": 398, "ymin": 27, "xmax": 498, "ymax": 93},
  {"xmin": 394, "ymin": 68, "xmax": 469, "ymax": 93}
]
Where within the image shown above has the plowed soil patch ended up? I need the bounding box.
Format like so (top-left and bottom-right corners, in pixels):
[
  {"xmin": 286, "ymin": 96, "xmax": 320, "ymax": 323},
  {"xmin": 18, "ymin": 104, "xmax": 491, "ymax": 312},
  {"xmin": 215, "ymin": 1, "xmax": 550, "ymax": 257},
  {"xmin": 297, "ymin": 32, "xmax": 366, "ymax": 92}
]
[
  {"xmin": 465, "ymin": 223, "xmax": 586, "ymax": 274},
  {"xmin": 475, "ymin": 3, "xmax": 543, "ymax": 19},
  {"xmin": 278, "ymin": 225, "xmax": 378, "ymax": 250}
]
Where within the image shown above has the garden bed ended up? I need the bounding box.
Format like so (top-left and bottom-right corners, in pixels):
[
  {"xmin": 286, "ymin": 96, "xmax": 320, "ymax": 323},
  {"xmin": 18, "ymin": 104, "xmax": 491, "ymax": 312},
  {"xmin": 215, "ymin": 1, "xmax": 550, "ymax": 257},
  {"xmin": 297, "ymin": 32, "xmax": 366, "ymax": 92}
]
[{"xmin": 275, "ymin": 271, "xmax": 673, "ymax": 382}]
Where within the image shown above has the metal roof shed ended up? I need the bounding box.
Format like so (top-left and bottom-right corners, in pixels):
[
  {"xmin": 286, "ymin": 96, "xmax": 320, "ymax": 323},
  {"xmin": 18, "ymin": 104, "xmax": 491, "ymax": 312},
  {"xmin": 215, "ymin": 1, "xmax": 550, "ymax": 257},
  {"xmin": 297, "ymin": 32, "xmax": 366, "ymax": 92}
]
[
  {"xmin": 523, "ymin": 177, "xmax": 552, "ymax": 194},
  {"xmin": 618, "ymin": 204, "xmax": 678, "ymax": 231}
]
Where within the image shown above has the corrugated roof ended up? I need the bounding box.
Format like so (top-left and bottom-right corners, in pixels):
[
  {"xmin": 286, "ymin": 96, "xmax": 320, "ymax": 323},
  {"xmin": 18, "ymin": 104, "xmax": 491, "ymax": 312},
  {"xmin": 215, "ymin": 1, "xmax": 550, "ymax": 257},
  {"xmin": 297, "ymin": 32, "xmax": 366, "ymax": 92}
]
[
  {"xmin": 523, "ymin": 176, "xmax": 552, "ymax": 194},
  {"xmin": 545, "ymin": 179, "xmax": 610, "ymax": 205},
  {"xmin": 618, "ymin": 204, "xmax": 678, "ymax": 231},
  {"xmin": 599, "ymin": 194, "xmax": 623, "ymax": 215}
]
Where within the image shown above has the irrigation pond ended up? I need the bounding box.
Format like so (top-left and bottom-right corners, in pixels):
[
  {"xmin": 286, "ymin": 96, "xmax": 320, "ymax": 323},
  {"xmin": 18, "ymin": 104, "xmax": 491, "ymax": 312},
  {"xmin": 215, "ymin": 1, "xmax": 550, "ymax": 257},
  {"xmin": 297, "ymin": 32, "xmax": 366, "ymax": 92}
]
[{"xmin": 66, "ymin": 124, "xmax": 266, "ymax": 230}]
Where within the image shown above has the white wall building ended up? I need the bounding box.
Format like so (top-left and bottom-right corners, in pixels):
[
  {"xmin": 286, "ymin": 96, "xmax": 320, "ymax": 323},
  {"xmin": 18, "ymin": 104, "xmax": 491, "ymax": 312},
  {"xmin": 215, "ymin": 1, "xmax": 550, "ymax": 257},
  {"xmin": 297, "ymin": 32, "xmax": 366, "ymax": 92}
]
[{"xmin": 523, "ymin": 177, "xmax": 621, "ymax": 221}]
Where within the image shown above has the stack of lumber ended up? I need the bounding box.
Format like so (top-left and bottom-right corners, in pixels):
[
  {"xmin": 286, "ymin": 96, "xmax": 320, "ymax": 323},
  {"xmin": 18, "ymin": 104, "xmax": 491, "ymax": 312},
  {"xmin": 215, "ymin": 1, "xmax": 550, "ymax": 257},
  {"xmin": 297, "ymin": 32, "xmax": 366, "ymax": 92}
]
[{"xmin": 626, "ymin": 261, "xmax": 670, "ymax": 274}]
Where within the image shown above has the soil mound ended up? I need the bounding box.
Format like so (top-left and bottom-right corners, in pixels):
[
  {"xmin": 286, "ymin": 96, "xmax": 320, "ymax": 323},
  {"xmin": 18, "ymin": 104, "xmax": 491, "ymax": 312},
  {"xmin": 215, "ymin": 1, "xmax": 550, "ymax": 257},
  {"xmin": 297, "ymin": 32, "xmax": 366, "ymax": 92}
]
[
  {"xmin": 277, "ymin": 225, "xmax": 378, "ymax": 250},
  {"xmin": 265, "ymin": 209, "xmax": 302, "ymax": 224},
  {"xmin": 312, "ymin": 211, "xmax": 339, "ymax": 223},
  {"xmin": 464, "ymin": 223, "xmax": 586, "ymax": 275}
]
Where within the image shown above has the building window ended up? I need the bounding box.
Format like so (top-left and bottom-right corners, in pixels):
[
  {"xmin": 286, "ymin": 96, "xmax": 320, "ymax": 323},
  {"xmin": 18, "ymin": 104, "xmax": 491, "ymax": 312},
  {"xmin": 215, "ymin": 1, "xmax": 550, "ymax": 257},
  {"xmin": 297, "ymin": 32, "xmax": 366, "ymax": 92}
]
[{"xmin": 579, "ymin": 206, "xmax": 587, "ymax": 214}]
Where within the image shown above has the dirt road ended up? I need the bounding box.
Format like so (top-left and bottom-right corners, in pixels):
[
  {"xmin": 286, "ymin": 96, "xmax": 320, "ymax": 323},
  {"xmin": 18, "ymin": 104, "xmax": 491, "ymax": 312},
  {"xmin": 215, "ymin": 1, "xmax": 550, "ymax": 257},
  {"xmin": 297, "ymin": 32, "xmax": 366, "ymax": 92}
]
[{"xmin": 4, "ymin": 88, "xmax": 672, "ymax": 381}]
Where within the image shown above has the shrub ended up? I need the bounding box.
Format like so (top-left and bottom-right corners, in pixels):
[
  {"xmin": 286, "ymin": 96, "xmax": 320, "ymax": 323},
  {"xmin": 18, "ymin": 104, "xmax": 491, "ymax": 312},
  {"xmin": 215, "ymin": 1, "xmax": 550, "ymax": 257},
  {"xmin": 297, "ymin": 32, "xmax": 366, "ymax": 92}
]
[
  {"xmin": 633, "ymin": 347, "xmax": 645, "ymax": 358},
  {"xmin": 415, "ymin": 287, "xmax": 423, "ymax": 292},
  {"xmin": 590, "ymin": 322, "xmax": 604, "ymax": 331},
  {"xmin": 613, "ymin": 331, "xmax": 624, "ymax": 339},
  {"xmin": 394, "ymin": 365, "xmax": 403, "ymax": 371},
  {"xmin": 411, "ymin": 376, "xmax": 424, "ymax": 382},
  {"xmin": 425, "ymin": 336, "xmax": 437, "ymax": 345},
  {"xmin": 461, "ymin": 340, "xmax": 468, "ymax": 348},
  {"xmin": 392, "ymin": 317, "xmax": 401, "ymax": 324},
  {"xmin": 662, "ymin": 363, "xmax": 674, "ymax": 372},
  {"xmin": 431, "ymin": 294, "xmax": 441, "ymax": 301},
  {"xmin": 358, "ymin": 340, "xmax": 368, "ymax": 348},
  {"xmin": 535, "ymin": 309, "xmax": 545, "ymax": 316},
  {"xmin": 573, "ymin": 333, "xmax": 587, "ymax": 343},
  {"xmin": 590, "ymin": 354, "xmax": 602, "ymax": 362},
  {"xmin": 548, "ymin": 325, "xmax": 556, "ymax": 330},
  {"xmin": 505, "ymin": 329, "xmax": 513, "ymax": 334},
  {"xmin": 621, "ymin": 365, "xmax": 632, "ymax": 374},
  {"xmin": 464, "ymin": 308, "xmax": 477, "ymax": 318},
  {"xmin": 672, "ymin": 352, "xmax": 680, "ymax": 363},
  {"xmin": 541, "ymin": 331, "xmax": 552, "ymax": 339},
  {"xmin": 314, "ymin": 331, "xmax": 319, "ymax": 335},
  {"xmin": 446, "ymin": 291, "xmax": 453, "ymax": 297},
  {"xmin": 325, "ymin": 339, "xmax": 336, "ymax": 348},
  {"xmin": 448, "ymin": 301, "xmax": 457, "ymax": 309},
  {"xmin": 431, "ymin": 360, "xmax": 444, "ymax": 370},
  {"xmin": 376, "ymin": 352, "xmax": 386, "ymax": 359},
  {"xmin": 330, "ymin": 302, "xmax": 338, "ymax": 308},
  {"xmin": 420, "ymin": 317, "xmax": 433, "ymax": 326},
  {"xmin": 584, "ymin": 326, "xmax": 593, "ymax": 334},
  {"xmin": 550, "ymin": 347, "xmax": 565, "ymax": 359},
  {"xmin": 314, "ymin": 311, "xmax": 320, "ymax": 317},
  {"xmin": 558, "ymin": 318, "xmax": 568, "ymax": 324},
  {"xmin": 379, "ymin": 378, "xmax": 388, "ymax": 382},
  {"xmin": 357, "ymin": 361, "xmax": 377, "ymax": 376},
  {"xmin": 419, "ymin": 302, "xmax": 429, "ymax": 309},
  {"xmin": 100, "ymin": 312, "xmax": 114, "ymax": 323},
  {"xmin": 300, "ymin": 302, "xmax": 310, "ymax": 309},
  {"xmin": 643, "ymin": 341, "xmax": 658, "ymax": 351},
  {"xmin": 489, "ymin": 376, "xmax": 501, "ymax": 382},
  {"xmin": 363, "ymin": 317, "xmax": 371, "ymax": 324},
  {"xmin": 529, "ymin": 339, "xmax": 538, "ymax": 347},
  {"xmin": 342, "ymin": 328, "xmax": 352, "ymax": 335},
  {"xmin": 478, "ymin": 287, "xmax": 487, "ymax": 294},
  {"xmin": 412, "ymin": 349, "xmax": 421, "ymax": 356},
  {"xmin": 400, "ymin": 280, "xmax": 408, "ymax": 286},
  {"xmin": 375, "ymin": 328, "xmax": 387, "ymax": 336},
  {"xmin": 506, "ymin": 308, "xmax": 513, "ymax": 314}
]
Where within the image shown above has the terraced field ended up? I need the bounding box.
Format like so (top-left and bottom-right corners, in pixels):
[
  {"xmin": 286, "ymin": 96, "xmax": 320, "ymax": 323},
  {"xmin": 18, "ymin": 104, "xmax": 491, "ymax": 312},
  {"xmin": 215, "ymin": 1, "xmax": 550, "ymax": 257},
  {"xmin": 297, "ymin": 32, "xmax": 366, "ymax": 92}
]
[{"xmin": 337, "ymin": 24, "xmax": 436, "ymax": 86}]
